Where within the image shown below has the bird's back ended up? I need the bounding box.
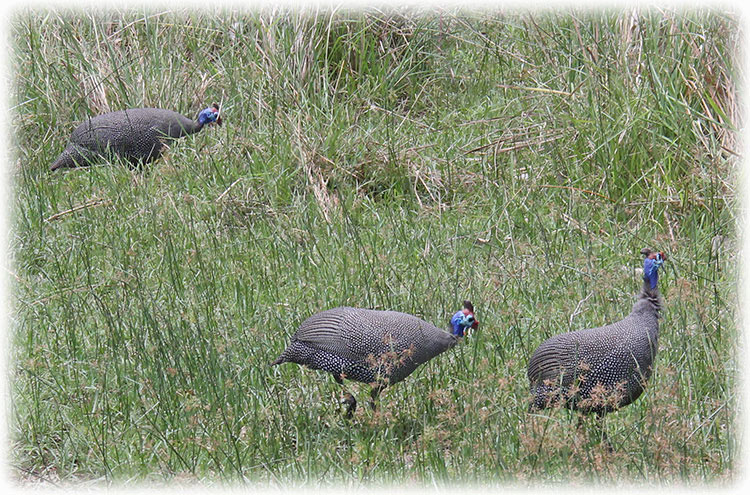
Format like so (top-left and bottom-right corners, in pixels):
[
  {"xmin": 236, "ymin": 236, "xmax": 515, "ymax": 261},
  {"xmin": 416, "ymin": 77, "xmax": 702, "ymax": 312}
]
[
  {"xmin": 69, "ymin": 108, "xmax": 196, "ymax": 161},
  {"xmin": 276, "ymin": 307, "xmax": 457, "ymax": 385}
]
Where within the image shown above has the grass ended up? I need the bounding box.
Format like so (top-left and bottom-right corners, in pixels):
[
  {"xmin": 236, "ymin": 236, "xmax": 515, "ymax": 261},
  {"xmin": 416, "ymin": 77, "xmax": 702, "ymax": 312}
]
[{"xmin": 7, "ymin": 5, "xmax": 740, "ymax": 487}]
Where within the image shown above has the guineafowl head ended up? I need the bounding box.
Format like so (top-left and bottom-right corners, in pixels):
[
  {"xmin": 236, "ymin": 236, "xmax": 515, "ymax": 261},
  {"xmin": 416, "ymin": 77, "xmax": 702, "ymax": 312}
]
[
  {"xmin": 462, "ymin": 300, "xmax": 479, "ymax": 331},
  {"xmin": 642, "ymin": 250, "xmax": 666, "ymax": 289},
  {"xmin": 450, "ymin": 301, "xmax": 479, "ymax": 337},
  {"xmin": 460, "ymin": 313, "xmax": 477, "ymax": 331},
  {"xmin": 198, "ymin": 103, "xmax": 222, "ymax": 126}
]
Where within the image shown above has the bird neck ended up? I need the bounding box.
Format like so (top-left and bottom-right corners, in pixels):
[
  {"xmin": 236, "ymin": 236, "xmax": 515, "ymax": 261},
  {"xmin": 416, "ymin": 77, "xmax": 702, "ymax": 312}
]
[
  {"xmin": 186, "ymin": 120, "xmax": 204, "ymax": 134},
  {"xmin": 638, "ymin": 281, "xmax": 662, "ymax": 312}
]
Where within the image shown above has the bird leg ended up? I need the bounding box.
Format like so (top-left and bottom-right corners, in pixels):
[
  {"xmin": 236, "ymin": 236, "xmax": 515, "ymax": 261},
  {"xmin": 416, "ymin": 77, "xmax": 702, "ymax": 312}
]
[
  {"xmin": 369, "ymin": 384, "xmax": 384, "ymax": 411},
  {"xmin": 341, "ymin": 393, "xmax": 357, "ymax": 419},
  {"xmin": 595, "ymin": 411, "xmax": 614, "ymax": 453},
  {"xmin": 334, "ymin": 374, "xmax": 356, "ymax": 419}
]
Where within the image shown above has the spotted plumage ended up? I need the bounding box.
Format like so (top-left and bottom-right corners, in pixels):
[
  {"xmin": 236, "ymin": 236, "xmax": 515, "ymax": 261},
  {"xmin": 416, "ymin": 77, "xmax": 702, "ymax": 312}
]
[
  {"xmin": 50, "ymin": 104, "xmax": 222, "ymax": 171},
  {"xmin": 527, "ymin": 249, "xmax": 666, "ymax": 416},
  {"xmin": 272, "ymin": 305, "xmax": 474, "ymax": 417}
]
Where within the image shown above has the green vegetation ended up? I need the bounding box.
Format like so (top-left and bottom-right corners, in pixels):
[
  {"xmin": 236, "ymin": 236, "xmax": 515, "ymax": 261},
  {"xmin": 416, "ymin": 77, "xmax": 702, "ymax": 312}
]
[{"xmin": 8, "ymin": 6, "xmax": 740, "ymax": 487}]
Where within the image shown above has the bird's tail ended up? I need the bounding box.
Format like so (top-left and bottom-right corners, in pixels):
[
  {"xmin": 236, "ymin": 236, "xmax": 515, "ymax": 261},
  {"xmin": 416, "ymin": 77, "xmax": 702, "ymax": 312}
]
[
  {"xmin": 50, "ymin": 151, "xmax": 74, "ymax": 171},
  {"xmin": 50, "ymin": 145, "xmax": 92, "ymax": 171}
]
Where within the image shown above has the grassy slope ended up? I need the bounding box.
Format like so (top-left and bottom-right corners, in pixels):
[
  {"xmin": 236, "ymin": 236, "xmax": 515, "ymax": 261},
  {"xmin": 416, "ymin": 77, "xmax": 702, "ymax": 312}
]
[{"xmin": 8, "ymin": 6, "xmax": 740, "ymax": 486}]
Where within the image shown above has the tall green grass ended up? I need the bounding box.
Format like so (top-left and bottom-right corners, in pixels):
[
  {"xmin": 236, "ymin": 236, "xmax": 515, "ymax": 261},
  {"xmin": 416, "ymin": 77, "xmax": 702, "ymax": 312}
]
[{"xmin": 8, "ymin": 6, "xmax": 740, "ymax": 486}]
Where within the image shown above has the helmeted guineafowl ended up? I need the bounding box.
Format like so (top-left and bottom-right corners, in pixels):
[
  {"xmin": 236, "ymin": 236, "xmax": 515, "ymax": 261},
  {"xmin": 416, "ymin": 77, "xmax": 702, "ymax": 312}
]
[
  {"xmin": 272, "ymin": 304, "xmax": 479, "ymax": 418},
  {"xmin": 50, "ymin": 104, "xmax": 222, "ymax": 171},
  {"xmin": 527, "ymin": 248, "xmax": 666, "ymax": 444}
]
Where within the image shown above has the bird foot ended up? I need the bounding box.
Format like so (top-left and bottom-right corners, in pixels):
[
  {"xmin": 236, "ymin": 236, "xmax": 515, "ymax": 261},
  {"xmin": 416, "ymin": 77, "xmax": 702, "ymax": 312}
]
[
  {"xmin": 340, "ymin": 393, "xmax": 357, "ymax": 419},
  {"xmin": 368, "ymin": 385, "xmax": 383, "ymax": 412}
]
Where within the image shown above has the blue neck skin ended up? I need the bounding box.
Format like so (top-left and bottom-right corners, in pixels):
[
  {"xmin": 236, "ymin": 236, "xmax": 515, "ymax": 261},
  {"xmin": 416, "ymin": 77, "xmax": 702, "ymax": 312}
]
[{"xmin": 643, "ymin": 254, "xmax": 664, "ymax": 290}]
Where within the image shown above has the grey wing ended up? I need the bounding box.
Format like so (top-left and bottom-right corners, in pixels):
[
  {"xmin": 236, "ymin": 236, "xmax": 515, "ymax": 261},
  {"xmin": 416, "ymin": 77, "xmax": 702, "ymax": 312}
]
[
  {"xmin": 528, "ymin": 334, "xmax": 577, "ymax": 386},
  {"xmin": 530, "ymin": 322, "xmax": 631, "ymax": 386},
  {"xmin": 70, "ymin": 119, "xmax": 120, "ymax": 151},
  {"xmin": 71, "ymin": 112, "xmax": 148, "ymax": 148},
  {"xmin": 292, "ymin": 308, "xmax": 427, "ymax": 362},
  {"xmin": 292, "ymin": 307, "xmax": 363, "ymax": 362}
]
